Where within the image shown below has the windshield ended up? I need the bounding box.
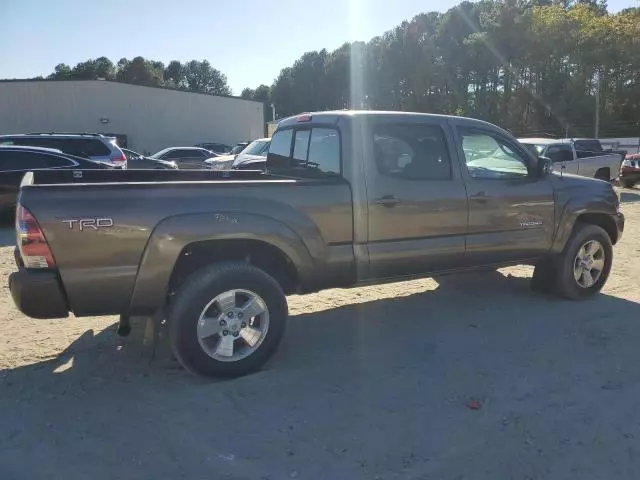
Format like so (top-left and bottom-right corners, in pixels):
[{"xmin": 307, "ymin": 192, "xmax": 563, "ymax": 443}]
[{"xmin": 242, "ymin": 140, "xmax": 269, "ymax": 156}]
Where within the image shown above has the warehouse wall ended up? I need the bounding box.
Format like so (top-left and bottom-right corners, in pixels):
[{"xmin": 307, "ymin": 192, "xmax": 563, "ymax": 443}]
[{"xmin": 0, "ymin": 80, "xmax": 264, "ymax": 153}]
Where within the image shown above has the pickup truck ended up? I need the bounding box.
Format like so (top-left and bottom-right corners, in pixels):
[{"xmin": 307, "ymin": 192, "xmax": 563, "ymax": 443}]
[
  {"xmin": 619, "ymin": 153, "xmax": 640, "ymax": 188},
  {"xmin": 9, "ymin": 111, "xmax": 624, "ymax": 378},
  {"xmin": 518, "ymin": 138, "xmax": 624, "ymax": 181}
]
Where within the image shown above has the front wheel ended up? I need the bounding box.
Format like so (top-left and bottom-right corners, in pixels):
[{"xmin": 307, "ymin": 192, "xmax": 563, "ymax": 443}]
[
  {"xmin": 554, "ymin": 223, "xmax": 612, "ymax": 300},
  {"xmin": 169, "ymin": 262, "xmax": 288, "ymax": 378}
]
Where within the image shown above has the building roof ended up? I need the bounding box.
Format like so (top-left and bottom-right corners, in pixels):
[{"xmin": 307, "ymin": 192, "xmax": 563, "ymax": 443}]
[{"xmin": 0, "ymin": 79, "xmax": 264, "ymax": 105}]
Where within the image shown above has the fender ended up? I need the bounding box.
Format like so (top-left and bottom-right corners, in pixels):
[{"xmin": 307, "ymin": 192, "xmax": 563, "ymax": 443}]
[
  {"xmin": 127, "ymin": 211, "xmax": 318, "ymax": 315},
  {"xmin": 550, "ymin": 194, "xmax": 619, "ymax": 254}
]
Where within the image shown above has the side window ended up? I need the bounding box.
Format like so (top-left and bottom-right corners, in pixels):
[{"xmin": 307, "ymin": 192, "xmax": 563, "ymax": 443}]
[
  {"xmin": 0, "ymin": 151, "xmax": 21, "ymax": 170},
  {"xmin": 373, "ymin": 124, "xmax": 451, "ymax": 180},
  {"xmin": 1, "ymin": 151, "xmax": 67, "ymax": 169},
  {"xmin": 459, "ymin": 129, "xmax": 530, "ymax": 179},
  {"xmin": 43, "ymin": 155, "xmax": 75, "ymax": 167},
  {"xmin": 546, "ymin": 145, "xmax": 574, "ymax": 163},
  {"xmin": 66, "ymin": 139, "xmax": 110, "ymax": 157},
  {"xmin": 181, "ymin": 150, "xmax": 202, "ymax": 158},
  {"xmin": 164, "ymin": 150, "xmax": 182, "ymax": 159}
]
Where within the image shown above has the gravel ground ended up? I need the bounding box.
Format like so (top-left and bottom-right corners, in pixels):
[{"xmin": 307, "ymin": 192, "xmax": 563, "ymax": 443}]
[{"xmin": 1, "ymin": 188, "xmax": 640, "ymax": 480}]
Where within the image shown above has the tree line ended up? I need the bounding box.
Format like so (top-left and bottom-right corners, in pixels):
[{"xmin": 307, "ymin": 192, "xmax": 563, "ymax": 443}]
[
  {"xmin": 246, "ymin": 0, "xmax": 640, "ymax": 137},
  {"xmin": 43, "ymin": 57, "xmax": 232, "ymax": 96}
]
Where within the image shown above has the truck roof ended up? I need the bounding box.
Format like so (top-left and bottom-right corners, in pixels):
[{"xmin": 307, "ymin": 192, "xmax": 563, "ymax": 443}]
[
  {"xmin": 518, "ymin": 138, "xmax": 572, "ymax": 145},
  {"xmin": 276, "ymin": 110, "xmax": 504, "ymax": 130}
]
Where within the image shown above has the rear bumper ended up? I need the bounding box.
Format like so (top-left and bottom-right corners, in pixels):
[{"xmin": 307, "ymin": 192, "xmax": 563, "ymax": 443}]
[{"xmin": 9, "ymin": 269, "xmax": 69, "ymax": 319}]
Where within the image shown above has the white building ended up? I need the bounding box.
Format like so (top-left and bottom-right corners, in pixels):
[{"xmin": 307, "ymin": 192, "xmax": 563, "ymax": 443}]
[{"xmin": 0, "ymin": 80, "xmax": 265, "ymax": 153}]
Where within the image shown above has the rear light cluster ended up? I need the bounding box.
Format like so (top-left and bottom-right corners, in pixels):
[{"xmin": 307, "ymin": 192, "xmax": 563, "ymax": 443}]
[
  {"xmin": 111, "ymin": 151, "xmax": 128, "ymax": 168},
  {"xmin": 16, "ymin": 204, "xmax": 56, "ymax": 268}
]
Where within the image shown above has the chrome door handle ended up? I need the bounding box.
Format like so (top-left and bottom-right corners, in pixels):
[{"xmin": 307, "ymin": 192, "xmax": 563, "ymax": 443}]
[{"xmin": 375, "ymin": 195, "xmax": 401, "ymax": 207}]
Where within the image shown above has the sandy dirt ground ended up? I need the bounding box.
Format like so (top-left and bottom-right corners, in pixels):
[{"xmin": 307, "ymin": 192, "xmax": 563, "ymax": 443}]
[{"xmin": 1, "ymin": 189, "xmax": 640, "ymax": 480}]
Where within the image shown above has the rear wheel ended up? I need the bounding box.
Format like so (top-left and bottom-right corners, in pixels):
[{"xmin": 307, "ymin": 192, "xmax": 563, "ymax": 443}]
[
  {"xmin": 554, "ymin": 223, "xmax": 612, "ymax": 300},
  {"xmin": 594, "ymin": 168, "xmax": 610, "ymax": 181},
  {"xmin": 169, "ymin": 262, "xmax": 288, "ymax": 378}
]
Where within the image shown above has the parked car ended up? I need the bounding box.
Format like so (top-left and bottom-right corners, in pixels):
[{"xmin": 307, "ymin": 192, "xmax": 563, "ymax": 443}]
[
  {"xmin": 619, "ymin": 153, "xmax": 640, "ymax": 188},
  {"xmin": 518, "ymin": 138, "xmax": 624, "ymax": 180},
  {"xmin": 229, "ymin": 142, "xmax": 249, "ymax": 155},
  {"xmin": 0, "ymin": 133, "xmax": 128, "ymax": 167},
  {"xmin": 122, "ymin": 148, "xmax": 178, "ymax": 170},
  {"xmin": 195, "ymin": 142, "xmax": 232, "ymax": 154},
  {"xmin": 206, "ymin": 138, "xmax": 270, "ymax": 170},
  {"xmin": 0, "ymin": 145, "xmax": 113, "ymax": 214},
  {"xmin": 150, "ymin": 147, "xmax": 218, "ymax": 169},
  {"xmin": 9, "ymin": 111, "xmax": 624, "ymax": 379}
]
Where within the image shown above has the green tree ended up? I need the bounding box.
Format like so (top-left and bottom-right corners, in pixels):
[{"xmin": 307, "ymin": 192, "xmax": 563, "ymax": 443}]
[
  {"xmin": 116, "ymin": 56, "xmax": 163, "ymax": 87},
  {"xmin": 48, "ymin": 63, "xmax": 72, "ymax": 80},
  {"xmin": 184, "ymin": 60, "xmax": 232, "ymax": 95}
]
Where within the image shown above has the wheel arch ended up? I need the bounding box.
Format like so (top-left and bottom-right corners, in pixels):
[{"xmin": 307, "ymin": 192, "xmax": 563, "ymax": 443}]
[
  {"xmin": 551, "ymin": 193, "xmax": 621, "ymax": 254},
  {"xmin": 126, "ymin": 212, "xmax": 315, "ymax": 316}
]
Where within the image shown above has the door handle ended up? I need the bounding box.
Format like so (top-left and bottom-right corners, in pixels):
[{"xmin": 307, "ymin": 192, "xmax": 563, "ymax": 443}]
[
  {"xmin": 375, "ymin": 195, "xmax": 401, "ymax": 207},
  {"xmin": 470, "ymin": 191, "xmax": 488, "ymax": 203}
]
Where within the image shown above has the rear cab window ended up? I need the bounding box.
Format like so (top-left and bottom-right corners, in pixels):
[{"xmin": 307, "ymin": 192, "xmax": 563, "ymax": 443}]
[{"xmin": 267, "ymin": 127, "xmax": 340, "ymax": 177}]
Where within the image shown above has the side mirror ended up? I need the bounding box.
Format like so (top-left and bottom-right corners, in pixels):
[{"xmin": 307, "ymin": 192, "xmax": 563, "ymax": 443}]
[{"xmin": 537, "ymin": 156, "xmax": 552, "ymax": 177}]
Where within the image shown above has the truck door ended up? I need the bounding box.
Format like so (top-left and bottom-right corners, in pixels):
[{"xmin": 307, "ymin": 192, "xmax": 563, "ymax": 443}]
[
  {"xmin": 364, "ymin": 120, "xmax": 468, "ymax": 279},
  {"xmin": 546, "ymin": 144, "xmax": 579, "ymax": 175},
  {"xmin": 453, "ymin": 125, "xmax": 555, "ymax": 265}
]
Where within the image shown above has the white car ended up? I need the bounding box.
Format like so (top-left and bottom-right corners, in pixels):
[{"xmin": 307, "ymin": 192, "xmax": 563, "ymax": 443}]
[
  {"xmin": 518, "ymin": 138, "xmax": 624, "ymax": 181},
  {"xmin": 206, "ymin": 138, "xmax": 270, "ymax": 170}
]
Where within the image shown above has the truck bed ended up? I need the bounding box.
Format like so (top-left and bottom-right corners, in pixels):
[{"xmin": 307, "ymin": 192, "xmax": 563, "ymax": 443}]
[{"xmin": 19, "ymin": 168, "xmax": 354, "ymax": 317}]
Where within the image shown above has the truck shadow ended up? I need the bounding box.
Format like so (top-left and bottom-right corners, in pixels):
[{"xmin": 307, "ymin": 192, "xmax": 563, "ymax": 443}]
[{"xmin": 3, "ymin": 270, "xmax": 640, "ymax": 479}]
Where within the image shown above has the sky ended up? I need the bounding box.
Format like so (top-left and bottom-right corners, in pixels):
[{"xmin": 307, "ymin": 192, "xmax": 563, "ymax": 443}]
[{"xmin": 0, "ymin": 0, "xmax": 637, "ymax": 95}]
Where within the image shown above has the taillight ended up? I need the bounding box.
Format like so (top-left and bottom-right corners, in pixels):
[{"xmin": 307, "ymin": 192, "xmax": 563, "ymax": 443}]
[
  {"xmin": 111, "ymin": 152, "xmax": 127, "ymax": 166},
  {"xmin": 16, "ymin": 204, "xmax": 55, "ymax": 268}
]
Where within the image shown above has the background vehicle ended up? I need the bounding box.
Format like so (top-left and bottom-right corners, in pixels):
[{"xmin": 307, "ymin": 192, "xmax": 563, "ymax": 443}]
[
  {"xmin": 620, "ymin": 153, "xmax": 640, "ymax": 188},
  {"xmin": 122, "ymin": 148, "xmax": 178, "ymax": 170},
  {"xmin": 150, "ymin": 147, "xmax": 218, "ymax": 169},
  {"xmin": 195, "ymin": 142, "xmax": 231, "ymax": 154},
  {"xmin": 9, "ymin": 111, "xmax": 623, "ymax": 379},
  {"xmin": 206, "ymin": 138, "xmax": 270, "ymax": 170},
  {"xmin": 0, "ymin": 133, "xmax": 127, "ymax": 167},
  {"xmin": 229, "ymin": 142, "xmax": 249, "ymax": 155},
  {"xmin": 0, "ymin": 145, "xmax": 113, "ymax": 214},
  {"xmin": 518, "ymin": 138, "xmax": 623, "ymax": 180}
]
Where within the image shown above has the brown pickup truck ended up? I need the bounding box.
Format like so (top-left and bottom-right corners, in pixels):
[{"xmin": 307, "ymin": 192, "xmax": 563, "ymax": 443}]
[{"xmin": 9, "ymin": 111, "xmax": 624, "ymax": 378}]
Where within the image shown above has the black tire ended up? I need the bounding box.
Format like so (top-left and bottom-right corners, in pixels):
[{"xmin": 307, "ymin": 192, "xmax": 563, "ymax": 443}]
[
  {"xmin": 554, "ymin": 223, "xmax": 613, "ymax": 300},
  {"xmin": 620, "ymin": 179, "xmax": 636, "ymax": 189},
  {"xmin": 531, "ymin": 258, "xmax": 556, "ymax": 294},
  {"xmin": 169, "ymin": 262, "xmax": 288, "ymax": 378},
  {"xmin": 594, "ymin": 168, "xmax": 610, "ymax": 181}
]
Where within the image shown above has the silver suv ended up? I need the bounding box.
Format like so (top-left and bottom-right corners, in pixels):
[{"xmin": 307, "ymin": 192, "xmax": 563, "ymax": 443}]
[{"xmin": 0, "ymin": 133, "xmax": 127, "ymax": 167}]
